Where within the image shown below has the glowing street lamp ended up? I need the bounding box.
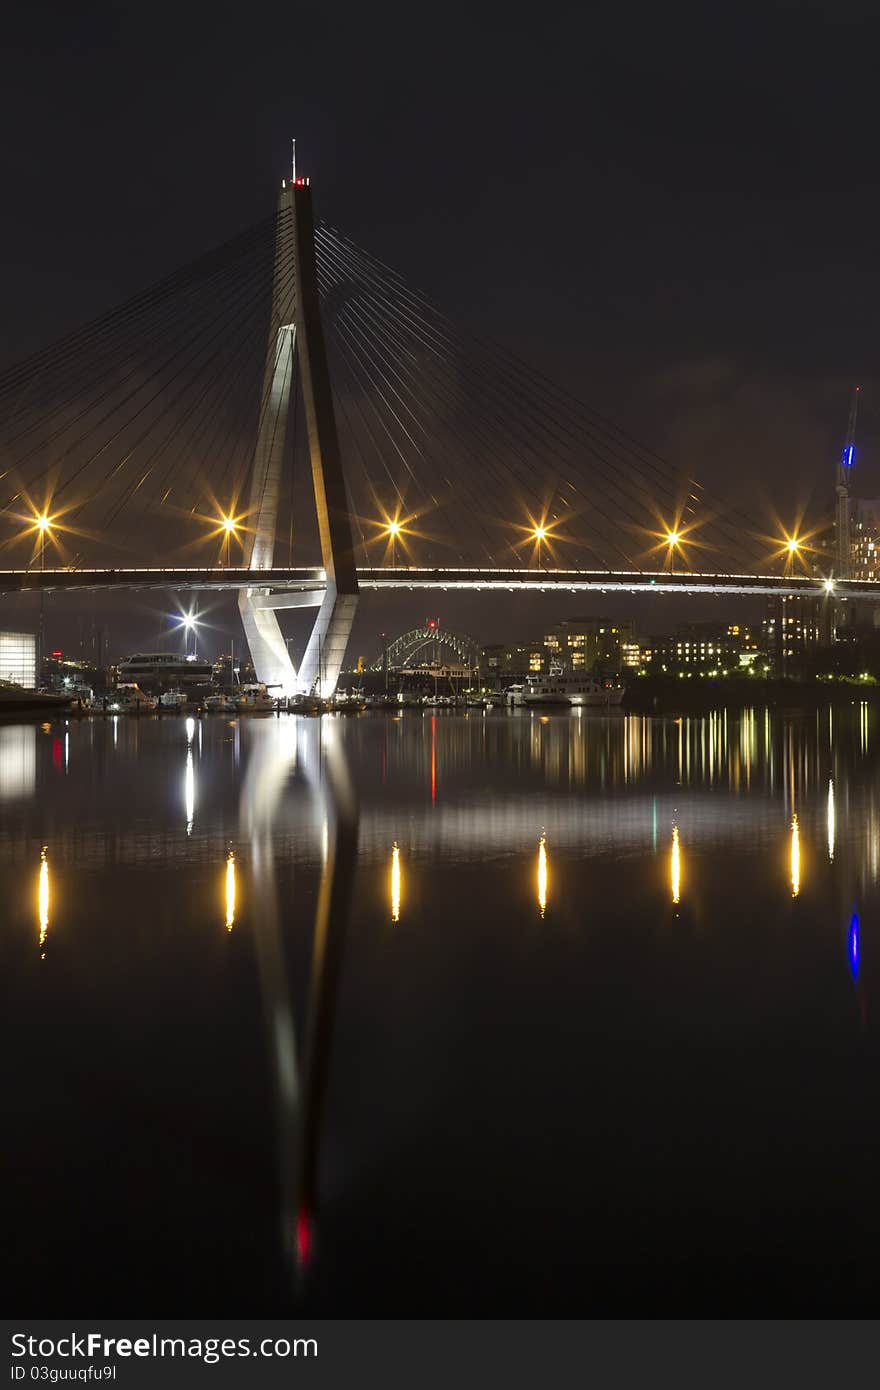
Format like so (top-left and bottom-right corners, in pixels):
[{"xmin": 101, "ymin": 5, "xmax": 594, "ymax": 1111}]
[
  {"xmin": 665, "ymin": 529, "xmax": 681, "ymax": 573},
  {"xmin": 532, "ymin": 523, "xmax": 549, "ymax": 566},
  {"xmin": 385, "ymin": 517, "xmax": 403, "ymax": 566},
  {"xmin": 32, "ymin": 513, "xmax": 54, "ymax": 681},
  {"xmin": 220, "ymin": 512, "xmax": 239, "ymax": 567},
  {"xmin": 177, "ymin": 610, "xmax": 200, "ymax": 657}
]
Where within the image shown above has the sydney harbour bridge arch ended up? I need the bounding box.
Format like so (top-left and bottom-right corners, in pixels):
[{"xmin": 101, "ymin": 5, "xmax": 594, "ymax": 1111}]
[{"xmin": 372, "ymin": 624, "xmax": 482, "ymax": 672}]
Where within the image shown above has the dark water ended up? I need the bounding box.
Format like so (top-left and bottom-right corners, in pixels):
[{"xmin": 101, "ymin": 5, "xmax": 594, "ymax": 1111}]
[{"xmin": 4, "ymin": 704, "xmax": 880, "ymax": 1314}]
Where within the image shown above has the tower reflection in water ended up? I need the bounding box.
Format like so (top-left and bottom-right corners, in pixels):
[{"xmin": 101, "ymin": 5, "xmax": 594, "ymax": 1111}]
[{"xmin": 240, "ymin": 716, "xmax": 358, "ymax": 1295}]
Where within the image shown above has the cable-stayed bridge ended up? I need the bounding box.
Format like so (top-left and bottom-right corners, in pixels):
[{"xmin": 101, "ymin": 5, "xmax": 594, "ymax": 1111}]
[{"xmin": 0, "ymin": 167, "xmax": 852, "ymax": 694}]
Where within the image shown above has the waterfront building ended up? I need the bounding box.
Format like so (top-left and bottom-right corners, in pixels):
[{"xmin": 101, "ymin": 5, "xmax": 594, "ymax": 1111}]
[
  {"xmin": 850, "ymin": 498, "xmax": 880, "ymax": 582},
  {"xmin": 762, "ymin": 597, "xmax": 820, "ymax": 672},
  {"xmin": 0, "ymin": 630, "xmax": 36, "ymax": 688},
  {"xmin": 643, "ymin": 622, "xmax": 762, "ymax": 676},
  {"xmin": 543, "ymin": 618, "xmax": 635, "ymax": 672}
]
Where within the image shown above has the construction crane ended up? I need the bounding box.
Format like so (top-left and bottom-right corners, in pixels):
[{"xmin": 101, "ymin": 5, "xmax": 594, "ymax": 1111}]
[{"xmin": 836, "ymin": 384, "xmax": 860, "ymax": 579}]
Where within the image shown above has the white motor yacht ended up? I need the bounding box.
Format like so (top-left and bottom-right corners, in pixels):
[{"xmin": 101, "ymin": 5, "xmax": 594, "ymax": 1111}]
[{"xmin": 506, "ymin": 662, "xmax": 625, "ymax": 709}]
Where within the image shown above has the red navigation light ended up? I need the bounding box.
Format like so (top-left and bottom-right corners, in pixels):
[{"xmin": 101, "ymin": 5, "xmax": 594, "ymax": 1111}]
[
  {"xmin": 427, "ymin": 619, "xmax": 437, "ymax": 630},
  {"xmin": 296, "ymin": 1205, "xmax": 312, "ymax": 1265},
  {"xmin": 51, "ymin": 649, "xmax": 63, "ymax": 659}
]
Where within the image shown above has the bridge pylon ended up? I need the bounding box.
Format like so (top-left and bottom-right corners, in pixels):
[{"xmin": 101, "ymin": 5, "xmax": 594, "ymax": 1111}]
[{"xmin": 239, "ymin": 174, "xmax": 358, "ymax": 696}]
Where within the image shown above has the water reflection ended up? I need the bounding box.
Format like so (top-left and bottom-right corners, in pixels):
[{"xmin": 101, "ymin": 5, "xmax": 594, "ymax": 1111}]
[
  {"xmin": 239, "ymin": 717, "xmax": 359, "ymax": 1290},
  {"xmin": 13, "ymin": 702, "xmax": 880, "ymax": 1314},
  {"xmin": 390, "ymin": 842, "xmax": 401, "ymax": 923},
  {"xmin": 225, "ymin": 850, "xmax": 236, "ymax": 932},
  {"xmin": 790, "ymin": 814, "xmax": 800, "ymax": 898},
  {"xmin": 671, "ymin": 824, "xmax": 681, "ymax": 906},
  {"xmin": 184, "ymin": 718, "xmax": 195, "ymax": 836},
  {"xmin": 537, "ymin": 833, "xmax": 548, "ymax": 918},
  {"xmin": 0, "ymin": 725, "xmax": 35, "ymax": 801},
  {"xmin": 849, "ymin": 912, "xmax": 860, "ymax": 981},
  {"xmin": 38, "ymin": 845, "xmax": 49, "ymax": 958}
]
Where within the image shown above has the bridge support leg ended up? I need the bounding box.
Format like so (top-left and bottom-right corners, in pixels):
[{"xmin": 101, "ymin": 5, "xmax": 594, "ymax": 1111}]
[
  {"xmin": 297, "ymin": 582, "xmax": 358, "ymax": 696},
  {"xmin": 238, "ymin": 587, "xmax": 297, "ymax": 693}
]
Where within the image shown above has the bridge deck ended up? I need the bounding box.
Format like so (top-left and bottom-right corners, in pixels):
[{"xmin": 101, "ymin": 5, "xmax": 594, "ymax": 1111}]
[{"xmin": 0, "ymin": 565, "xmax": 869, "ymax": 599}]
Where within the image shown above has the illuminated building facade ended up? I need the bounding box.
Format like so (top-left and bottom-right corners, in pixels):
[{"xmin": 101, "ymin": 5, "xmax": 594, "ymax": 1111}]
[
  {"xmin": 543, "ymin": 618, "xmax": 636, "ymax": 671},
  {"xmin": 0, "ymin": 630, "xmax": 36, "ymax": 688},
  {"xmin": 643, "ymin": 622, "xmax": 760, "ymax": 675},
  {"xmin": 850, "ymin": 498, "xmax": 880, "ymax": 582},
  {"xmin": 762, "ymin": 597, "xmax": 820, "ymax": 671}
]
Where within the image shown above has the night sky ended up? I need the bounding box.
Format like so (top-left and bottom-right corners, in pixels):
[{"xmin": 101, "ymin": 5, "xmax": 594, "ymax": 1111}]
[{"xmin": 2, "ymin": 1, "xmax": 878, "ymax": 659}]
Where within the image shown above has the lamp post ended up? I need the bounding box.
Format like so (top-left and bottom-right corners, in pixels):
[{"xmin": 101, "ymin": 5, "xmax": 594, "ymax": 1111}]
[
  {"xmin": 386, "ymin": 518, "xmax": 401, "ymax": 567},
  {"xmin": 35, "ymin": 514, "xmax": 51, "ymax": 687},
  {"xmin": 181, "ymin": 613, "xmax": 198, "ymax": 658},
  {"xmin": 533, "ymin": 524, "xmax": 548, "ymax": 567},
  {"xmin": 221, "ymin": 513, "xmax": 237, "ymax": 568},
  {"xmin": 666, "ymin": 531, "xmax": 680, "ymax": 574}
]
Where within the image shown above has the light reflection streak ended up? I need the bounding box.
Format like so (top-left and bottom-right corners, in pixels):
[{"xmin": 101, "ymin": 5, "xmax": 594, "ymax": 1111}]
[
  {"xmin": 430, "ymin": 715, "xmax": 436, "ymax": 804},
  {"xmin": 38, "ymin": 846, "xmax": 49, "ymax": 957},
  {"xmin": 827, "ymin": 779, "xmax": 835, "ymax": 863},
  {"xmin": 537, "ymin": 832, "xmax": 548, "ymax": 917},
  {"xmin": 225, "ymin": 850, "xmax": 236, "ymax": 931},
  {"xmin": 671, "ymin": 824, "xmax": 681, "ymax": 905},
  {"xmin": 790, "ymin": 814, "xmax": 800, "ymax": 897},
  {"xmin": 390, "ymin": 842, "xmax": 401, "ymax": 923},
  {"xmin": 185, "ymin": 716, "xmax": 195, "ymax": 836},
  {"xmin": 849, "ymin": 912, "xmax": 860, "ymax": 981}
]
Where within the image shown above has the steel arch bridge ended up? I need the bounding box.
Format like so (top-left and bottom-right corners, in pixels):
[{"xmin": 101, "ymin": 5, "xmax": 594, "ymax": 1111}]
[{"xmin": 372, "ymin": 624, "xmax": 481, "ymax": 672}]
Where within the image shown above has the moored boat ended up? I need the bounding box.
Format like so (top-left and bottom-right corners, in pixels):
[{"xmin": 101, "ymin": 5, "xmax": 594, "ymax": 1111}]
[
  {"xmin": 506, "ymin": 663, "xmax": 625, "ymax": 709},
  {"xmin": 110, "ymin": 682, "xmax": 158, "ymax": 714},
  {"xmin": 0, "ymin": 680, "xmax": 72, "ymax": 714},
  {"xmin": 235, "ymin": 683, "xmax": 276, "ymax": 713}
]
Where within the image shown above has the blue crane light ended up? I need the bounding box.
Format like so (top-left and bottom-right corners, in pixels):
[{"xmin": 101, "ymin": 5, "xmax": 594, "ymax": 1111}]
[
  {"xmin": 848, "ymin": 912, "xmax": 860, "ymax": 981},
  {"xmin": 843, "ymin": 444, "xmax": 855, "ymax": 468}
]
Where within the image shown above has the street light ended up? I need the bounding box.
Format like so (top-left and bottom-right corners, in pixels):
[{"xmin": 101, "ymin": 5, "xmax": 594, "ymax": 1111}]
[
  {"xmin": 178, "ymin": 611, "xmax": 200, "ymax": 657},
  {"xmin": 781, "ymin": 535, "xmax": 802, "ymax": 575},
  {"xmin": 385, "ymin": 518, "xmax": 402, "ymax": 567},
  {"xmin": 532, "ymin": 524, "xmax": 549, "ymax": 566},
  {"xmin": 33, "ymin": 513, "xmax": 53, "ymax": 684},
  {"xmin": 665, "ymin": 530, "xmax": 681, "ymax": 573},
  {"xmin": 220, "ymin": 513, "xmax": 238, "ymax": 567}
]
